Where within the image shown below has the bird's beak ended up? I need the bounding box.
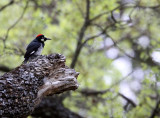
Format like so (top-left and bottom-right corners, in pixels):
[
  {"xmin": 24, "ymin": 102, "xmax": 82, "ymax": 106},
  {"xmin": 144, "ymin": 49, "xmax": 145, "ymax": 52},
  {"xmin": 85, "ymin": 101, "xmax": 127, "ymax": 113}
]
[
  {"xmin": 45, "ymin": 37, "xmax": 51, "ymax": 40},
  {"xmin": 47, "ymin": 38, "xmax": 51, "ymax": 40}
]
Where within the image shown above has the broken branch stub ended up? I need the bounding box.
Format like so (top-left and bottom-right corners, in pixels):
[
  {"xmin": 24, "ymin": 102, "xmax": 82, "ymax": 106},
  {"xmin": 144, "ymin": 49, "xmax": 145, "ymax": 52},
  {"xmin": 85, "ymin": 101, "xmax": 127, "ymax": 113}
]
[{"xmin": 0, "ymin": 54, "xmax": 79, "ymax": 117}]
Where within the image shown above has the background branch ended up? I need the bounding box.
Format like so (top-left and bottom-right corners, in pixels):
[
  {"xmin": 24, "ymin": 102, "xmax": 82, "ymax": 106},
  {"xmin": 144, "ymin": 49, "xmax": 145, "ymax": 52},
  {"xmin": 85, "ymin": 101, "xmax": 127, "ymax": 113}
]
[
  {"xmin": 1, "ymin": 0, "xmax": 29, "ymax": 49},
  {"xmin": 0, "ymin": 0, "xmax": 14, "ymax": 12},
  {"xmin": 70, "ymin": 0, "xmax": 90, "ymax": 68}
]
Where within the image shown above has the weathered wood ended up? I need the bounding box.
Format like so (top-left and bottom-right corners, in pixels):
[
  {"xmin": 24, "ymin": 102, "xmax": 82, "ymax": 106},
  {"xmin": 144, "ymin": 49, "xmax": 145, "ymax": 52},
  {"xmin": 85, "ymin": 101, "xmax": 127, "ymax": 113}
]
[{"xmin": 0, "ymin": 54, "xmax": 79, "ymax": 118}]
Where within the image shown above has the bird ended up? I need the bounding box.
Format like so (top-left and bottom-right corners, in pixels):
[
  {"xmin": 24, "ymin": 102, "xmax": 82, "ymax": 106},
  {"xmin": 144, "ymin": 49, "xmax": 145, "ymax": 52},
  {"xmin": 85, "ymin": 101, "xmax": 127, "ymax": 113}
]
[{"xmin": 23, "ymin": 34, "xmax": 51, "ymax": 64}]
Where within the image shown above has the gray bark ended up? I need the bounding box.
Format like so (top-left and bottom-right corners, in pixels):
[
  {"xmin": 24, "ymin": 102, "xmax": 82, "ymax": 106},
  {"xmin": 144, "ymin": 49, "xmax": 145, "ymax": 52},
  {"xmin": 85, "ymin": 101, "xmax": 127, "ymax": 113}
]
[{"xmin": 0, "ymin": 54, "xmax": 79, "ymax": 118}]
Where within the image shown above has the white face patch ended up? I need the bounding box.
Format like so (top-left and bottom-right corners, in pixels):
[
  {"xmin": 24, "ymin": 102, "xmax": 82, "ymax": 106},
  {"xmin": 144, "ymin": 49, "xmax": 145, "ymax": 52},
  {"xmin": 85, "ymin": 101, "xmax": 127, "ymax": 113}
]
[{"xmin": 41, "ymin": 38, "xmax": 44, "ymax": 42}]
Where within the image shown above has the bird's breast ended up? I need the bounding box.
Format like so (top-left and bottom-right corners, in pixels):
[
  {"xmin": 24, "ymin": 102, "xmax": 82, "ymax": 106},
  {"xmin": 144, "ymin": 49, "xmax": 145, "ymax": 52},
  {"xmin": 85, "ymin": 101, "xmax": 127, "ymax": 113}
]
[{"xmin": 35, "ymin": 44, "xmax": 43, "ymax": 55}]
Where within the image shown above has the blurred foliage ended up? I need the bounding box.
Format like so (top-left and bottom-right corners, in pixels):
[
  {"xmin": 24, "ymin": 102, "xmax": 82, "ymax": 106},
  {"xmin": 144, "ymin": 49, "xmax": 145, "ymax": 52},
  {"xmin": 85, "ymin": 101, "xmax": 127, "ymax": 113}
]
[{"xmin": 0, "ymin": 0, "xmax": 160, "ymax": 118}]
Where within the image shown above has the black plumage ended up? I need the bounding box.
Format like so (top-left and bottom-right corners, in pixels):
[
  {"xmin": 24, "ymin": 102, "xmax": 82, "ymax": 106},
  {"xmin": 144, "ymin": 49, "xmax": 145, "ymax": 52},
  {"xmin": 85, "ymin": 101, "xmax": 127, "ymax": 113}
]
[{"xmin": 23, "ymin": 34, "xmax": 51, "ymax": 64}]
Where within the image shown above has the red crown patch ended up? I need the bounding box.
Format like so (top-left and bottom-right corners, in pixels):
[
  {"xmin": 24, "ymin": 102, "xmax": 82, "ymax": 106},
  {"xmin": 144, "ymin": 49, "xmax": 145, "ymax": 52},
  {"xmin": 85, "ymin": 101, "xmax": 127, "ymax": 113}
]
[{"xmin": 36, "ymin": 34, "xmax": 43, "ymax": 37}]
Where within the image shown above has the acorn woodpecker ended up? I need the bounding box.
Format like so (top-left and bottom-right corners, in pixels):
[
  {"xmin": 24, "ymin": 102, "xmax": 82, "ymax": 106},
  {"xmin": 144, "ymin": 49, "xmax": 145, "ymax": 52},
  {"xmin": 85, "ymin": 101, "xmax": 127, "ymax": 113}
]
[{"xmin": 23, "ymin": 34, "xmax": 51, "ymax": 64}]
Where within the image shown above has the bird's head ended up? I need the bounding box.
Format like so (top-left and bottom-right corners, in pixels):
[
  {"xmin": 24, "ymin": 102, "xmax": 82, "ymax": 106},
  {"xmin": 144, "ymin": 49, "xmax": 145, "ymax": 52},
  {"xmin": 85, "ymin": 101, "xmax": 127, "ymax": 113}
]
[{"xmin": 36, "ymin": 34, "xmax": 51, "ymax": 42}]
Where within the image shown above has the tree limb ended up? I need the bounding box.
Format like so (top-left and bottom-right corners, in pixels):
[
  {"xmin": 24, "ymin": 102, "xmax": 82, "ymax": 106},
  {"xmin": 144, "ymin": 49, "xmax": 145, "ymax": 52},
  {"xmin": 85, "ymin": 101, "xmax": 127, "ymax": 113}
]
[
  {"xmin": 70, "ymin": 0, "xmax": 90, "ymax": 68},
  {"xmin": 0, "ymin": 0, "xmax": 14, "ymax": 12},
  {"xmin": 118, "ymin": 93, "xmax": 137, "ymax": 108},
  {"xmin": 0, "ymin": 54, "xmax": 79, "ymax": 117},
  {"xmin": 89, "ymin": 3, "xmax": 128, "ymax": 23},
  {"xmin": 149, "ymin": 97, "xmax": 160, "ymax": 118}
]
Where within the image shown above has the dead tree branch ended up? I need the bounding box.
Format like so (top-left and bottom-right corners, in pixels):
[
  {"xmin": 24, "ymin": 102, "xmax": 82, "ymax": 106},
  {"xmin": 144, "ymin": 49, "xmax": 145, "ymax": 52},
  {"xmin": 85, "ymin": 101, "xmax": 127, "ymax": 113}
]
[{"xmin": 0, "ymin": 54, "xmax": 79, "ymax": 117}]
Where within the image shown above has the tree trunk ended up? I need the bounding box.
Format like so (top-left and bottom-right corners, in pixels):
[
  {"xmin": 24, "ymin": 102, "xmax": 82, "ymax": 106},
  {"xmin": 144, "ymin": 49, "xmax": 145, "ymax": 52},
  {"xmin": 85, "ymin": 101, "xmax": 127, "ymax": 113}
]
[{"xmin": 0, "ymin": 54, "xmax": 79, "ymax": 118}]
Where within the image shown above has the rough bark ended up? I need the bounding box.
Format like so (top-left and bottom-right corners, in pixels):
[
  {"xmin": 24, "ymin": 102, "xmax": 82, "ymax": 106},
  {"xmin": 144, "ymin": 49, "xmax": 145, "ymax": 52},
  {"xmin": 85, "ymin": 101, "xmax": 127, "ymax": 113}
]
[{"xmin": 0, "ymin": 54, "xmax": 79, "ymax": 118}]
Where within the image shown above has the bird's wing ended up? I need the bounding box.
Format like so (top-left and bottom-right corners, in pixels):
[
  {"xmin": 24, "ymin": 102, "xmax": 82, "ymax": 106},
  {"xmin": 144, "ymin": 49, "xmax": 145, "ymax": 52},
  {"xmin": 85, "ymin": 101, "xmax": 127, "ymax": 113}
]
[{"xmin": 24, "ymin": 41, "xmax": 41, "ymax": 58}]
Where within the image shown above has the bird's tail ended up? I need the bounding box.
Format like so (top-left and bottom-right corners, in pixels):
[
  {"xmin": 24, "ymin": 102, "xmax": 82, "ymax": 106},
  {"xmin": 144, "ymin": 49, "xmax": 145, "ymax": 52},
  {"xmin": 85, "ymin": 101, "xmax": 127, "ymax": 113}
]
[{"xmin": 23, "ymin": 58, "xmax": 28, "ymax": 64}]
